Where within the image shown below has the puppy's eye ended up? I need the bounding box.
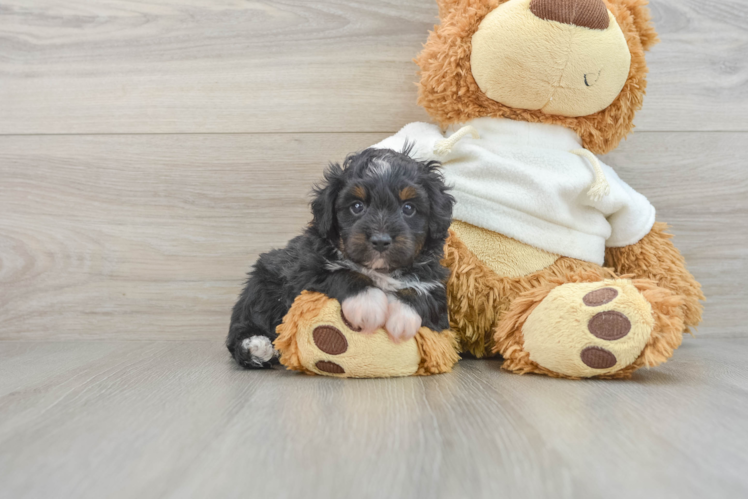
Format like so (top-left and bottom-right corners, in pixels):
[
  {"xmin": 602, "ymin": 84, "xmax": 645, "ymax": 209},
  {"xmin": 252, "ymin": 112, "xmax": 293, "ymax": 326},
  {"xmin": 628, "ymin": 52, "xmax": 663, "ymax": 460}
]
[
  {"xmin": 350, "ymin": 201, "xmax": 365, "ymax": 215},
  {"xmin": 402, "ymin": 203, "xmax": 416, "ymax": 217}
]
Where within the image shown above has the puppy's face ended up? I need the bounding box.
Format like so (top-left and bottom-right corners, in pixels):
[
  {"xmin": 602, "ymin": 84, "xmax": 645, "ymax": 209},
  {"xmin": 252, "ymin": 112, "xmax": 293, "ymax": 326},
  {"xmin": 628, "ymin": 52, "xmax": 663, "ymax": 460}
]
[
  {"xmin": 336, "ymin": 160, "xmax": 430, "ymax": 272},
  {"xmin": 312, "ymin": 149, "xmax": 453, "ymax": 272}
]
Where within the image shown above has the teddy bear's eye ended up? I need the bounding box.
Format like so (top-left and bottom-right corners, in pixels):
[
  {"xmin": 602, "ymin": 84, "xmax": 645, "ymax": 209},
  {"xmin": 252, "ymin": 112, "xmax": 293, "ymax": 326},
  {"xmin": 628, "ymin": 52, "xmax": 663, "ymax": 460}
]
[
  {"xmin": 402, "ymin": 203, "xmax": 416, "ymax": 217},
  {"xmin": 350, "ymin": 201, "xmax": 365, "ymax": 215}
]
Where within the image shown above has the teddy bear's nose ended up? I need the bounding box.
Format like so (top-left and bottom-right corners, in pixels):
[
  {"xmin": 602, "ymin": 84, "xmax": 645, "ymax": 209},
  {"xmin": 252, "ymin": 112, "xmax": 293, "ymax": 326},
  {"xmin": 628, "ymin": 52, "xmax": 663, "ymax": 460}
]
[{"xmin": 530, "ymin": 0, "xmax": 610, "ymax": 30}]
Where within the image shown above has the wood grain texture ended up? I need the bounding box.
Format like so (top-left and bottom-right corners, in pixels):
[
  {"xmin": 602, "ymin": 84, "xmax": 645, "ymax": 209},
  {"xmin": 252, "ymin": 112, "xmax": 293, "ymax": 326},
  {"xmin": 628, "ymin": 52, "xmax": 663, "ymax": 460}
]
[
  {"xmin": 1, "ymin": 0, "xmax": 746, "ymax": 135},
  {"xmin": 0, "ymin": 133, "xmax": 386, "ymax": 341},
  {"xmin": 602, "ymin": 132, "xmax": 748, "ymax": 337},
  {"xmin": 640, "ymin": 0, "xmax": 748, "ymax": 131},
  {"xmin": 0, "ymin": 338, "xmax": 746, "ymax": 498},
  {"xmin": 0, "ymin": 0, "xmax": 432, "ymax": 135},
  {"xmin": 0, "ymin": 131, "xmax": 744, "ymax": 341}
]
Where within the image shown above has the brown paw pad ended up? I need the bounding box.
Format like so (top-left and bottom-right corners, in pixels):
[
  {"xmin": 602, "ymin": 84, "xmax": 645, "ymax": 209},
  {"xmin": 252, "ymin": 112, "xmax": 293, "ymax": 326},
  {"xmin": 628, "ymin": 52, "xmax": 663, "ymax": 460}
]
[
  {"xmin": 583, "ymin": 287, "xmax": 618, "ymax": 307},
  {"xmin": 315, "ymin": 360, "xmax": 345, "ymax": 374},
  {"xmin": 313, "ymin": 326, "xmax": 348, "ymax": 355},
  {"xmin": 588, "ymin": 311, "xmax": 631, "ymax": 341},
  {"xmin": 580, "ymin": 346, "xmax": 617, "ymax": 369}
]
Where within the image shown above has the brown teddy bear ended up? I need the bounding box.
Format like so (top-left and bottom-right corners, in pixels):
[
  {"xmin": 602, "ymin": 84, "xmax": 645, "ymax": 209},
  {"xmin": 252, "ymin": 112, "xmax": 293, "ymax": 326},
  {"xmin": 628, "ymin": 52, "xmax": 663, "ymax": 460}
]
[{"xmin": 275, "ymin": 0, "xmax": 704, "ymax": 379}]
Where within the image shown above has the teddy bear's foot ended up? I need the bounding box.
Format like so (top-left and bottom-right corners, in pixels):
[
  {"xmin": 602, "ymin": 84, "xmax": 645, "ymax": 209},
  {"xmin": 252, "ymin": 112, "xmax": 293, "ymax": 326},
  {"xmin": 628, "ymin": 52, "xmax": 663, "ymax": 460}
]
[
  {"xmin": 496, "ymin": 278, "xmax": 685, "ymax": 379},
  {"xmin": 274, "ymin": 292, "xmax": 460, "ymax": 378},
  {"xmin": 522, "ymin": 280, "xmax": 654, "ymax": 377}
]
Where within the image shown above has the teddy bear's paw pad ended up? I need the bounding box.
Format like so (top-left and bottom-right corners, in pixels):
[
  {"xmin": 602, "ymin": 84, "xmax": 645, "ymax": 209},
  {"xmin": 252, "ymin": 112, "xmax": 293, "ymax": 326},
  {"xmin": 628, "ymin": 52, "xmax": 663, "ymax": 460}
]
[
  {"xmin": 579, "ymin": 346, "xmax": 617, "ymax": 370},
  {"xmin": 583, "ymin": 287, "xmax": 618, "ymax": 307},
  {"xmin": 587, "ymin": 310, "xmax": 631, "ymax": 341},
  {"xmin": 522, "ymin": 280, "xmax": 655, "ymax": 377},
  {"xmin": 313, "ymin": 326, "xmax": 348, "ymax": 355},
  {"xmin": 315, "ymin": 360, "xmax": 345, "ymax": 374},
  {"xmin": 294, "ymin": 299, "xmax": 421, "ymax": 378}
]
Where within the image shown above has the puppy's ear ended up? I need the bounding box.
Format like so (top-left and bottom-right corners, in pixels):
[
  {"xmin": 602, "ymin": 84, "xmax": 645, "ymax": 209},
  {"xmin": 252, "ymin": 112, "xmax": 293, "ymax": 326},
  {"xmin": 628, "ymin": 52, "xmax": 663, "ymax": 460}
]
[
  {"xmin": 421, "ymin": 160, "xmax": 455, "ymax": 246},
  {"xmin": 311, "ymin": 162, "xmax": 346, "ymax": 242}
]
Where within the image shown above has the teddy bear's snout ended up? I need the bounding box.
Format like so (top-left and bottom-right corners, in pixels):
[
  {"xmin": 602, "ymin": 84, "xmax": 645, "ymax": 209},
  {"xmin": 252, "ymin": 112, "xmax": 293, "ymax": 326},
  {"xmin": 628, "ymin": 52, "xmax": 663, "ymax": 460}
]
[
  {"xmin": 469, "ymin": 0, "xmax": 631, "ymax": 118},
  {"xmin": 530, "ymin": 0, "xmax": 609, "ymax": 30}
]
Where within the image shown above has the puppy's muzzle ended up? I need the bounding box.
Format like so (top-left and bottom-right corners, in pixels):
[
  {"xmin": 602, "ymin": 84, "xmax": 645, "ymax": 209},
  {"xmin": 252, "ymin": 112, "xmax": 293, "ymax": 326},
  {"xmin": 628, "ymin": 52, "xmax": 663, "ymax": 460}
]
[{"xmin": 370, "ymin": 233, "xmax": 392, "ymax": 253}]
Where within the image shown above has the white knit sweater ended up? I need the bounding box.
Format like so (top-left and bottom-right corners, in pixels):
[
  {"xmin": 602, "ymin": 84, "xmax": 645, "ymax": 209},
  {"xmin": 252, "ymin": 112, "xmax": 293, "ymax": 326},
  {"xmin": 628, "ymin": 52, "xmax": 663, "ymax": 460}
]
[{"xmin": 372, "ymin": 117, "xmax": 655, "ymax": 265}]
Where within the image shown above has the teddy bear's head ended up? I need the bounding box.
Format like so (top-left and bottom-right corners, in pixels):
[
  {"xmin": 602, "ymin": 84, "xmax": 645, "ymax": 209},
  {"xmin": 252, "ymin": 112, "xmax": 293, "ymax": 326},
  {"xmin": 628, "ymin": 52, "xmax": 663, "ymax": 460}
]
[{"xmin": 417, "ymin": 0, "xmax": 658, "ymax": 154}]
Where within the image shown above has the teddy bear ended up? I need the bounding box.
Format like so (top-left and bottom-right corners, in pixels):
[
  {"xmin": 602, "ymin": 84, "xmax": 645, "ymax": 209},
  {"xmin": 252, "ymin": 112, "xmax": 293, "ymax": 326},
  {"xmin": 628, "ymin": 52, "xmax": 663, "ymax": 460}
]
[{"xmin": 274, "ymin": 0, "xmax": 704, "ymax": 379}]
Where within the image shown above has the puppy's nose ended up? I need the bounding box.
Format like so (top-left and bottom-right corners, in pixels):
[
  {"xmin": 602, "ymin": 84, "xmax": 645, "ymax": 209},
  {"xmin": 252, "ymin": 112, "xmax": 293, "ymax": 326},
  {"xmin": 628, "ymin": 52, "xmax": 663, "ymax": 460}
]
[
  {"xmin": 370, "ymin": 233, "xmax": 392, "ymax": 252},
  {"xmin": 530, "ymin": 0, "xmax": 609, "ymax": 30}
]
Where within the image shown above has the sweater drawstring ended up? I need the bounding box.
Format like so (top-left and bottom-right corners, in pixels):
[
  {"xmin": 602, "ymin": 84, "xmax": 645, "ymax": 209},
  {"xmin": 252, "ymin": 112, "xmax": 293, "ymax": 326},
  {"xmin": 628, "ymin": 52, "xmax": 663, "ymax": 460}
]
[
  {"xmin": 434, "ymin": 125, "xmax": 480, "ymax": 156},
  {"xmin": 571, "ymin": 148, "xmax": 610, "ymax": 202}
]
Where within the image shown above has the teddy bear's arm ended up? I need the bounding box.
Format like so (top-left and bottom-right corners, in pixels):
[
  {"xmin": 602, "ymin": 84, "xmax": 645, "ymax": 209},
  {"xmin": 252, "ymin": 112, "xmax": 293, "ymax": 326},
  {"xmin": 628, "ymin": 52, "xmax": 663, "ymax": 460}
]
[{"xmin": 604, "ymin": 221, "xmax": 704, "ymax": 330}]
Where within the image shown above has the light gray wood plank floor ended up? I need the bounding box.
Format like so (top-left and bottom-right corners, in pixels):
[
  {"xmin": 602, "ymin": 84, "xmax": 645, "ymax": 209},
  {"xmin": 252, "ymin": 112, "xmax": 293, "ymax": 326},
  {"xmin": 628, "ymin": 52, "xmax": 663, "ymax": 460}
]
[{"xmin": 0, "ymin": 337, "xmax": 746, "ymax": 498}]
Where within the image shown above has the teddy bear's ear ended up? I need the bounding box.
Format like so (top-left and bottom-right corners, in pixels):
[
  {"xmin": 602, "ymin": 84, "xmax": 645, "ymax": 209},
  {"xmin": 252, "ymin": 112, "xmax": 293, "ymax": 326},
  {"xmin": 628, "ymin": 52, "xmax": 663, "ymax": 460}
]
[{"xmin": 619, "ymin": 0, "xmax": 659, "ymax": 51}]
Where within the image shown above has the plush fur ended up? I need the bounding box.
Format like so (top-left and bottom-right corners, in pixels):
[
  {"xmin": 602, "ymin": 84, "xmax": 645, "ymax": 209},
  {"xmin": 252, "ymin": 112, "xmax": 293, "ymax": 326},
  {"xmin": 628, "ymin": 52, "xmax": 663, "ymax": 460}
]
[
  {"xmin": 416, "ymin": 0, "xmax": 658, "ymax": 155},
  {"xmin": 227, "ymin": 148, "xmax": 455, "ymax": 369},
  {"xmin": 493, "ymin": 270, "xmax": 686, "ymax": 379},
  {"xmin": 443, "ymin": 229, "xmax": 689, "ymax": 379},
  {"xmin": 274, "ymin": 291, "xmax": 461, "ymax": 377},
  {"xmin": 414, "ymin": 0, "xmax": 702, "ymax": 379},
  {"xmin": 605, "ymin": 222, "xmax": 704, "ymax": 330},
  {"xmin": 442, "ymin": 229, "xmax": 616, "ymax": 358},
  {"xmin": 449, "ymin": 219, "xmax": 559, "ymax": 278}
]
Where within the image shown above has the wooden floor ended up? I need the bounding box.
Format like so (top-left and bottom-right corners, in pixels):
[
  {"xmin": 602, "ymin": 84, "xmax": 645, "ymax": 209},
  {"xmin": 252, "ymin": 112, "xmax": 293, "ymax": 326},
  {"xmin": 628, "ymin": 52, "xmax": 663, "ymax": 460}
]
[
  {"xmin": 0, "ymin": 338, "xmax": 746, "ymax": 498},
  {"xmin": 2, "ymin": 0, "xmax": 748, "ymax": 498}
]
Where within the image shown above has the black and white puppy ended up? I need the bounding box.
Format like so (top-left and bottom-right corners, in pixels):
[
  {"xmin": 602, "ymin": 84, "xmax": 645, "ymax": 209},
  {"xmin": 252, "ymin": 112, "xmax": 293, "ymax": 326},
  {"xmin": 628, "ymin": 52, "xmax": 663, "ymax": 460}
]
[{"xmin": 226, "ymin": 147, "xmax": 455, "ymax": 369}]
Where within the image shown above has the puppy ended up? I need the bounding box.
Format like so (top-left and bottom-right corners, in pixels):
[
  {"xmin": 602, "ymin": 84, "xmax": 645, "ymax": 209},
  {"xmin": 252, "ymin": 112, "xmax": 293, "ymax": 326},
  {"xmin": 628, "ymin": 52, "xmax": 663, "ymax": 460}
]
[{"xmin": 226, "ymin": 147, "xmax": 455, "ymax": 369}]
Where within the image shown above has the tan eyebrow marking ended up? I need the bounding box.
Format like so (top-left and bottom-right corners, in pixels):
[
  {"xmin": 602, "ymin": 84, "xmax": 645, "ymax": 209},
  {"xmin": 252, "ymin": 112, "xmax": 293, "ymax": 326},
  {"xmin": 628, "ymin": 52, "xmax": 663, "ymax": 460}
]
[
  {"xmin": 352, "ymin": 185, "xmax": 367, "ymax": 199},
  {"xmin": 399, "ymin": 186, "xmax": 417, "ymax": 201}
]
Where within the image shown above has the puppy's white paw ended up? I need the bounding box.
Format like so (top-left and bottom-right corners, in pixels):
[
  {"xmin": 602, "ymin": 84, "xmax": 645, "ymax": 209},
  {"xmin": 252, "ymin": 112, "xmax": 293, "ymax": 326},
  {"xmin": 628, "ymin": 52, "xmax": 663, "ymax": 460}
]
[
  {"xmin": 342, "ymin": 287, "xmax": 389, "ymax": 333},
  {"xmin": 385, "ymin": 298, "xmax": 422, "ymax": 343},
  {"xmin": 241, "ymin": 336, "xmax": 277, "ymax": 365}
]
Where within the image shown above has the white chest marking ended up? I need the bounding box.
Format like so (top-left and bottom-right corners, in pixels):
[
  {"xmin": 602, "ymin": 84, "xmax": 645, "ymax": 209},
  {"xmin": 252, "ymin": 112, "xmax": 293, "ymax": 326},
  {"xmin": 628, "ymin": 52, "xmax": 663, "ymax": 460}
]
[{"xmin": 325, "ymin": 258, "xmax": 443, "ymax": 295}]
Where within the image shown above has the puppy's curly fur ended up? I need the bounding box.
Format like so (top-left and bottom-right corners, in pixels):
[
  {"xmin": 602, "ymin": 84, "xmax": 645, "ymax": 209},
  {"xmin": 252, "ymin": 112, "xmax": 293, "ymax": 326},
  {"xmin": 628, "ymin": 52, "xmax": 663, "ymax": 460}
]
[{"xmin": 227, "ymin": 148, "xmax": 455, "ymax": 368}]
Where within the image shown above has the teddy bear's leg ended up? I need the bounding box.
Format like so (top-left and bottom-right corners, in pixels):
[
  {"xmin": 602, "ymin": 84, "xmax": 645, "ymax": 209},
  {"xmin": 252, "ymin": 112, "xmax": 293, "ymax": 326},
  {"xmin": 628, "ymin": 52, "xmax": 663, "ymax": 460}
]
[
  {"xmin": 274, "ymin": 291, "xmax": 459, "ymax": 378},
  {"xmin": 606, "ymin": 222, "xmax": 704, "ymax": 331},
  {"xmin": 494, "ymin": 277, "xmax": 686, "ymax": 379}
]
